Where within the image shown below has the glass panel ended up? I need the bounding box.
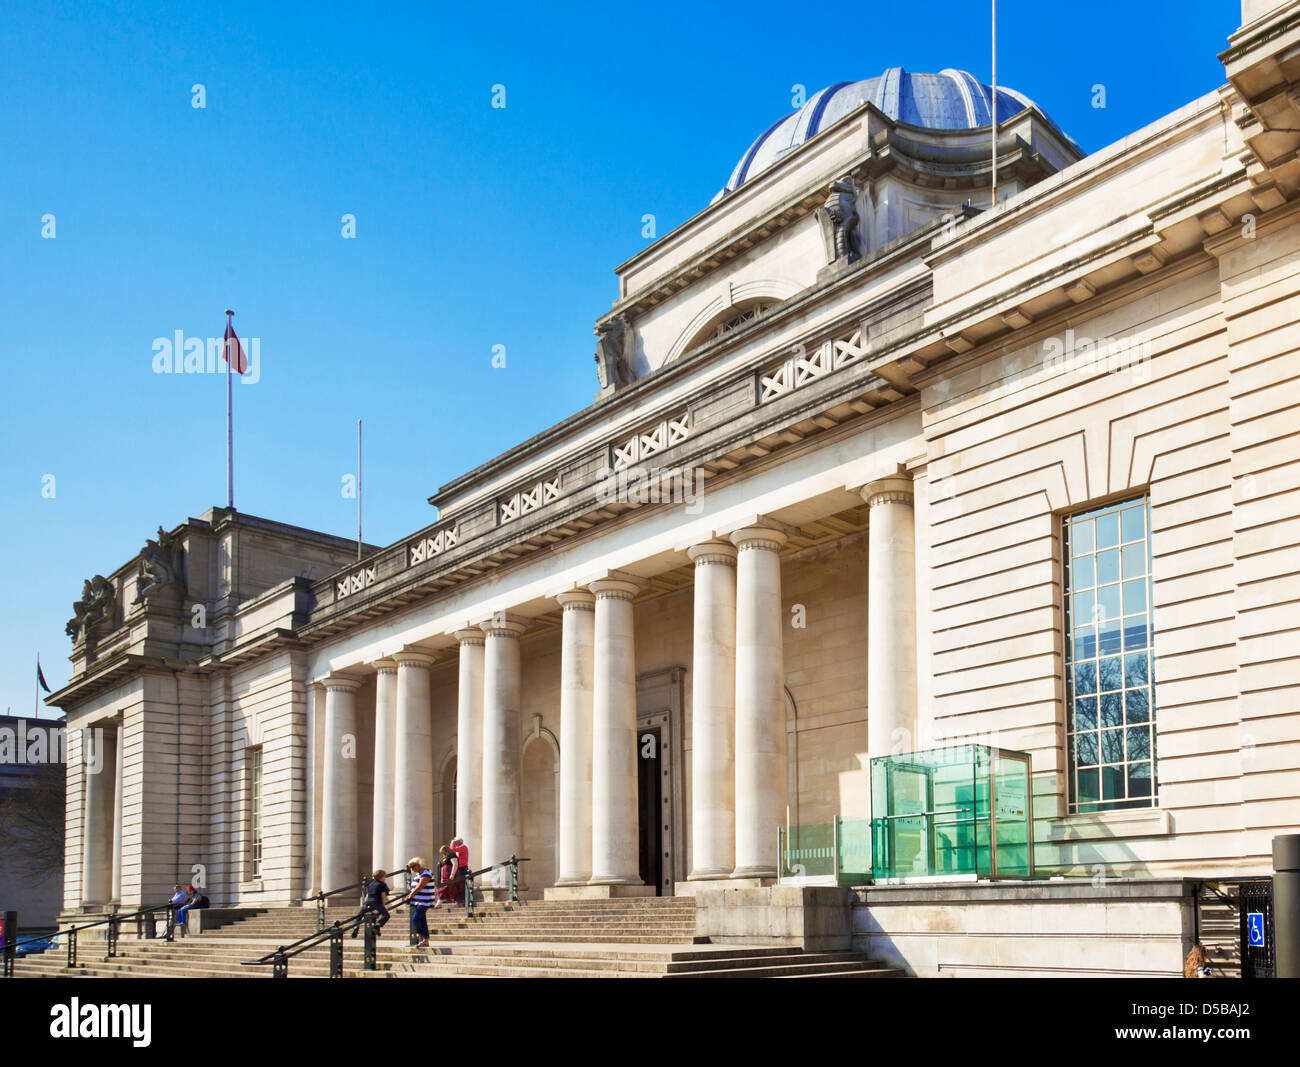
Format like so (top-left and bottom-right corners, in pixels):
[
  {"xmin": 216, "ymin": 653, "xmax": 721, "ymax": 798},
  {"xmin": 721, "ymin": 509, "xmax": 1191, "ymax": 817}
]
[
  {"xmin": 1073, "ymin": 624, "xmax": 1096, "ymax": 661},
  {"xmin": 1123, "ymin": 579, "xmax": 1147, "ymax": 615},
  {"xmin": 1125, "ymin": 652, "xmax": 1149, "ymax": 689},
  {"xmin": 1074, "ymin": 555, "xmax": 1095, "ymax": 589},
  {"xmin": 1125, "ymin": 687, "xmax": 1150, "ymax": 724},
  {"xmin": 1076, "ymin": 768, "xmax": 1099, "ymax": 807},
  {"xmin": 780, "ymin": 822, "xmax": 836, "ymax": 879},
  {"xmin": 1127, "ymin": 762, "xmax": 1152, "ymax": 797},
  {"xmin": 1098, "ymin": 612, "xmax": 1122, "ymax": 656},
  {"xmin": 1097, "ymin": 548, "xmax": 1119, "ymax": 585},
  {"xmin": 1126, "ymin": 726, "xmax": 1150, "ymax": 762},
  {"xmin": 1099, "ymin": 656, "xmax": 1123, "ymax": 692},
  {"xmin": 993, "ymin": 754, "xmax": 1033, "ymax": 877},
  {"xmin": 1101, "ymin": 765, "xmax": 1124, "ymax": 800},
  {"xmin": 1097, "ymin": 583, "xmax": 1121, "ymax": 625},
  {"xmin": 1101, "ymin": 728, "xmax": 1124, "ymax": 763},
  {"xmin": 1096, "ymin": 511, "xmax": 1119, "ymax": 550},
  {"xmin": 1071, "ymin": 520, "xmax": 1094, "ymax": 555},
  {"xmin": 1074, "ymin": 697, "xmax": 1097, "ymax": 731},
  {"xmin": 1121, "ymin": 541, "xmax": 1146, "ymax": 578},
  {"xmin": 1123, "ymin": 616, "xmax": 1148, "ymax": 652},
  {"xmin": 1072, "ymin": 589, "xmax": 1095, "ymax": 624},
  {"xmin": 1075, "ymin": 731, "xmax": 1098, "ymax": 767},
  {"xmin": 1074, "ymin": 662, "xmax": 1097, "ymax": 696},
  {"xmin": 1121, "ymin": 505, "xmax": 1145, "ymax": 543},
  {"xmin": 1100, "ymin": 691, "xmax": 1123, "ymax": 728},
  {"xmin": 836, "ymin": 818, "xmax": 872, "ymax": 882}
]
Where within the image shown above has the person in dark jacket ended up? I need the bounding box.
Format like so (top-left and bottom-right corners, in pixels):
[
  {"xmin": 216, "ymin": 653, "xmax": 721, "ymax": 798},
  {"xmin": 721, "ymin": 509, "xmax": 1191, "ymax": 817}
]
[{"xmin": 351, "ymin": 869, "xmax": 390, "ymax": 938}]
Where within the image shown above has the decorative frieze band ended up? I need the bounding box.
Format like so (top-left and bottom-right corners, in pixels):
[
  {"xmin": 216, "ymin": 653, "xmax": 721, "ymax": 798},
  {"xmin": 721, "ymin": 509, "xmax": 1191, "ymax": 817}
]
[
  {"xmin": 758, "ymin": 327, "xmax": 867, "ymax": 403},
  {"xmin": 409, "ymin": 525, "xmax": 459, "ymax": 566},
  {"xmin": 612, "ymin": 409, "xmax": 691, "ymax": 471},
  {"xmin": 500, "ymin": 474, "xmax": 562, "ymax": 523},
  {"xmin": 336, "ymin": 566, "xmax": 377, "ymax": 600}
]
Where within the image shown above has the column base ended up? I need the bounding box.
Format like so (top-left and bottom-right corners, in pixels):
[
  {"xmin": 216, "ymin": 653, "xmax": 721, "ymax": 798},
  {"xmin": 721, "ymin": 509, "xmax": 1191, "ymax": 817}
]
[{"xmin": 544, "ymin": 883, "xmax": 657, "ymax": 900}]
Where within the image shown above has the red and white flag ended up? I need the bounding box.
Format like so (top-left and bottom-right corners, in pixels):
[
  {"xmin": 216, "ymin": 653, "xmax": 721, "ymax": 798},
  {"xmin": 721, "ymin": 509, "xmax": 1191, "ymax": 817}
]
[{"xmin": 223, "ymin": 312, "xmax": 248, "ymax": 374}]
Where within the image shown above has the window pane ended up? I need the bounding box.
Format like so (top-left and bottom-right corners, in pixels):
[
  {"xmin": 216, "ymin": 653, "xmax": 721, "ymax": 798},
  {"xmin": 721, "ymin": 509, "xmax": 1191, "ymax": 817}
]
[
  {"xmin": 1099, "ymin": 656, "xmax": 1123, "ymax": 693},
  {"xmin": 1096, "ymin": 511, "xmax": 1119, "ymax": 550},
  {"xmin": 1074, "ymin": 697, "xmax": 1097, "ymax": 732},
  {"xmin": 1101, "ymin": 765, "xmax": 1124, "ymax": 799},
  {"xmin": 1098, "ymin": 612, "xmax": 1122, "ymax": 656},
  {"xmin": 1072, "ymin": 520, "xmax": 1094, "ymax": 556},
  {"xmin": 1073, "ymin": 624, "xmax": 1096, "ymax": 662},
  {"xmin": 1102, "ymin": 729, "xmax": 1124, "ymax": 764},
  {"xmin": 1074, "ymin": 555, "xmax": 1095, "ymax": 589},
  {"xmin": 1077, "ymin": 768, "xmax": 1099, "ymax": 805},
  {"xmin": 1097, "ymin": 583, "xmax": 1121, "ymax": 625},
  {"xmin": 1125, "ymin": 687, "xmax": 1150, "ymax": 724},
  {"xmin": 1097, "ymin": 549, "xmax": 1119, "ymax": 585},
  {"xmin": 1122, "ymin": 541, "xmax": 1146, "ymax": 579},
  {"xmin": 1074, "ymin": 662, "xmax": 1097, "ymax": 696},
  {"xmin": 1101, "ymin": 691, "xmax": 1123, "ymax": 728},
  {"xmin": 1123, "ymin": 616, "xmax": 1148, "ymax": 652},
  {"xmin": 1123, "ymin": 578, "xmax": 1147, "ymax": 615},
  {"xmin": 1127, "ymin": 762, "xmax": 1152, "ymax": 797},
  {"xmin": 1126, "ymin": 726, "xmax": 1150, "ymax": 762},
  {"xmin": 1076, "ymin": 732, "xmax": 1098, "ymax": 767},
  {"xmin": 1125, "ymin": 652, "xmax": 1149, "ymax": 689},
  {"xmin": 1121, "ymin": 505, "xmax": 1145, "ymax": 543},
  {"xmin": 1073, "ymin": 589, "xmax": 1095, "ymax": 624}
]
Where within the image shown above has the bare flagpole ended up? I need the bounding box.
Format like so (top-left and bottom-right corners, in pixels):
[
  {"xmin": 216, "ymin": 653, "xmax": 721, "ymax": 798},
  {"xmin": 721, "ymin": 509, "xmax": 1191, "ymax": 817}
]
[
  {"xmin": 226, "ymin": 309, "xmax": 235, "ymax": 511},
  {"xmin": 357, "ymin": 418, "xmax": 363, "ymax": 560},
  {"xmin": 991, "ymin": 0, "xmax": 999, "ymax": 205}
]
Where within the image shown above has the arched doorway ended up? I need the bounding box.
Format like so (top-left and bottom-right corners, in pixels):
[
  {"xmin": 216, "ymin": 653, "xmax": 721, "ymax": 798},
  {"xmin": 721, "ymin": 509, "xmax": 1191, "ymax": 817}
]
[{"xmin": 521, "ymin": 731, "xmax": 558, "ymax": 896}]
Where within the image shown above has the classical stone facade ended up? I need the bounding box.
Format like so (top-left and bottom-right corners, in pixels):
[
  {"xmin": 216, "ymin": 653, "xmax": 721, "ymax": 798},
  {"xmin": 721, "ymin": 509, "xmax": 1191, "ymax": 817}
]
[{"xmin": 50, "ymin": 2, "xmax": 1300, "ymax": 971}]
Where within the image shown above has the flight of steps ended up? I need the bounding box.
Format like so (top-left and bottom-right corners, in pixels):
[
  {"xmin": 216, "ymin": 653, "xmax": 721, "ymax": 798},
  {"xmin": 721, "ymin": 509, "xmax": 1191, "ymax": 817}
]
[{"xmin": 11, "ymin": 898, "xmax": 902, "ymax": 979}]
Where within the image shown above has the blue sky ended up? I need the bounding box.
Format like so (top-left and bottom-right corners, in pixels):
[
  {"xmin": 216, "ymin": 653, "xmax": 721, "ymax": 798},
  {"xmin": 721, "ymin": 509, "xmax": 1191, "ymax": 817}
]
[{"xmin": 0, "ymin": 0, "xmax": 1239, "ymax": 712}]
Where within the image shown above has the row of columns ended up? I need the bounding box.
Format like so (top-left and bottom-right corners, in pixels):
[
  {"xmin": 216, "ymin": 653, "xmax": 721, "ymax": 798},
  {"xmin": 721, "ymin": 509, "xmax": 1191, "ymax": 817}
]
[{"xmin": 314, "ymin": 475, "xmax": 916, "ymax": 893}]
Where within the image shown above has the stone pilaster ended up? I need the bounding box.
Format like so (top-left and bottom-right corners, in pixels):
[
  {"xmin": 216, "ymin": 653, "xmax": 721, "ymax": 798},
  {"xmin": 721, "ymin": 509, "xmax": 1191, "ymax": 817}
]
[
  {"xmin": 320, "ymin": 676, "xmax": 361, "ymax": 892},
  {"xmin": 392, "ymin": 652, "xmax": 436, "ymax": 866},
  {"xmin": 729, "ymin": 526, "xmax": 788, "ymax": 881},
  {"xmin": 555, "ymin": 590, "xmax": 596, "ymax": 885},
  {"xmin": 862, "ymin": 475, "xmax": 918, "ymax": 760},
  {"xmin": 111, "ymin": 717, "xmax": 124, "ymax": 902},
  {"xmin": 687, "ymin": 541, "xmax": 737, "ymax": 881},
  {"xmin": 81, "ymin": 722, "xmax": 117, "ymax": 906},
  {"xmin": 371, "ymin": 659, "xmax": 398, "ymax": 870},
  {"xmin": 589, "ymin": 578, "xmax": 643, "ymax": 886}
]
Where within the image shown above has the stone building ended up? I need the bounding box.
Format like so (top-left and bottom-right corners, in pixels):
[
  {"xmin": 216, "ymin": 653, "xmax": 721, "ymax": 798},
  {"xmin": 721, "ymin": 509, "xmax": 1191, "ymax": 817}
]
[{"xmin": 48, "ymin": 2, "xmax": 1300, "ymax": 975}]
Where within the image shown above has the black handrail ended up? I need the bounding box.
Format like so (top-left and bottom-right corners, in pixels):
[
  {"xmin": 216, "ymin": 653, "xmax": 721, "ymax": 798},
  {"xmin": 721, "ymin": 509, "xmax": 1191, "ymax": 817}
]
[
  {"xmin": 241, "ymin": 856, "xmax": 528, "ymax": 977},
  {"xmin": 1, "ymin": 901, "xmax": 177, "ymax": 975},
  {"xmin": 301, "ymin": 863, "xmax": 408, "ymax": 932}
]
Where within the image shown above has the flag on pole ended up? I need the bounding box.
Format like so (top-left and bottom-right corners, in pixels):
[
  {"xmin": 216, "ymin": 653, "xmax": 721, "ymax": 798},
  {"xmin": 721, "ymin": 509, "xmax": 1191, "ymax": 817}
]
[
  {"xmin": 223, "ymin": 312, "xmax": 249, "ymax": 374},
  {"xmin": 37, "ymin": 656, "xmax": 51, "ymax": 693}
]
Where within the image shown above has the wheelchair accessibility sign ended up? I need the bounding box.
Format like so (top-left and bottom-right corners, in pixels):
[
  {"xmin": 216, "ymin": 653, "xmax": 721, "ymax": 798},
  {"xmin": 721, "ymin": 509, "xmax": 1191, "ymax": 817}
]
[{"xmin": 1247, "ymin": 911, "xmax": 1266, "ymax": 948}]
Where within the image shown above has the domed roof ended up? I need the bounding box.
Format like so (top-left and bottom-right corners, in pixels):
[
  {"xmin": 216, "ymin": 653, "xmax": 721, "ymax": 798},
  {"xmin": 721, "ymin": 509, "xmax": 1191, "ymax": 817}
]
[{"xmin": 715, "ymin": 67, "xmax": 1071, "ymax": 200}]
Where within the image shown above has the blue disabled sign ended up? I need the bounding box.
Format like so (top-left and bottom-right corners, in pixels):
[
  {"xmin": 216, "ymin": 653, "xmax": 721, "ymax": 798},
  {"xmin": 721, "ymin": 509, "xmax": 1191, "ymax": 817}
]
[{"xmin": 1247, "ymin": 911, "xmax": 1265, "ymax": 948}]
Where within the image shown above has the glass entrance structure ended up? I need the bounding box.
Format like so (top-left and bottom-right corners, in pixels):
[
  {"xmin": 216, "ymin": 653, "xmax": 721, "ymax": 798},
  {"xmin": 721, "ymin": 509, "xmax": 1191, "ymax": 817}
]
[{"xmin": 870, "ymin": 745, "xmax": 1034, "ymax": 882}]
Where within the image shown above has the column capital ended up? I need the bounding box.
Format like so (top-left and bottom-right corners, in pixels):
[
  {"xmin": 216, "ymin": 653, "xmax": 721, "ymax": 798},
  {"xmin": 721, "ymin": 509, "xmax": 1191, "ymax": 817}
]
[
  {"xmin": 372, "ymin": 657, "xmax": 399, "ymax": 675},
  {"xmin": 393, "ymin": 650, "xmax": 438, "ymax": 669},
  {"xmin": 556, "ymin": 589, "xmax": 596, "ymax": 610},
  {"xmin": 589, "ymin": 577, "xmax": 640, "ymax": 600},
  {"xmin": 687, "ymin": 539, "xmax": 738, "ymax": 566},
  {"xmin": 729, "ymin": 526, "xmax": 788, "ymax": 552},
  {"xmin": 861, "ymin": 474, "xmax": 914, "ymax": 507},
  {"xmin": 322, "ymin": 674, "xmax": 362, "ymax": 692},
  {"xmin": 452, "ymin": 627, "xmax": 486, "ymax": 646},
  {"xmin": 481, "ymin": 613, "xmax": 528, "ymax": 638}
]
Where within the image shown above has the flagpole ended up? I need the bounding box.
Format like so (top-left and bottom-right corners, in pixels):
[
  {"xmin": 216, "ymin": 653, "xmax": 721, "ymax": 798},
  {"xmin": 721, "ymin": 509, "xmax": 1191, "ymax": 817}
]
[
  {"xmin": 357, "ymin": 418, "xmax": 363, "ymax": 560},
  {"xmin": 991, "ymin": 0, "xmax": 999, "ymax": 205},
  {"xmin": 226, "ymin": 309, "xmax": 235, "ymax": 511},
  {"xmin": 34, "ymin": 655, "xmax": 40, "ymax": 720}
]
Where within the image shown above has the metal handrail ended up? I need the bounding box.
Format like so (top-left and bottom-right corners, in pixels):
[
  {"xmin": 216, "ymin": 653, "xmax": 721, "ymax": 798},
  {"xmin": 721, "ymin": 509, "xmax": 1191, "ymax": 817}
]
[
  {"xmin": 242, "ymin": 856, "xmax": 529, "ymax": 977},
  {"xmin": 1, "ymin": 901, "xmax": 177, "ymax": 975}
]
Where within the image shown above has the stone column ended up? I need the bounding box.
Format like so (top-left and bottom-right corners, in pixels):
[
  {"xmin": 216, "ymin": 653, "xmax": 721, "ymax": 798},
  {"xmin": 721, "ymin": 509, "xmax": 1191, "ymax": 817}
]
[
  {"xmin": 589, "ymin": 579, "xmax": 642, "ymax": 886},
  {"xmin": 371, "ymin": 659, "xmax": 398, "ymax": 869},
  {"xmin": 392, "ymin": 652, "xmax": 436, "ymax": 866},
  {"xmin": 81, "ymin": 722, "xmax": 117, "ymax": 905},
  {"xmin": 481, "ymin": 617, "xmax": 526, "ymax": 874},
  {"xmin": 863, "ymin": 475, "xmax": 918, "ymax": 759},
  {"xmin": 320, "ymin": 676, "xmax": 361, "ymax": 892},
  {"xmin": 111, "ymin": 718, "xmax": 125, "ymax": 902},
  {"xmin": 304, "ymin": 683, "xmax": 325, "ymax": 897},
  {"xmin": 555, "ymin": 590, "xmax": 596, "ymax": 885},
  {"xmin": 730, "ymin": 526, "xmax": 788, "ymax": 880},
  {"xmin": 687, "ymin": 541, "xmax": 738, "ymax": 881},
  {"xmin": 453, "ymin": 629, "xmax": 485, "ymax": 853}
]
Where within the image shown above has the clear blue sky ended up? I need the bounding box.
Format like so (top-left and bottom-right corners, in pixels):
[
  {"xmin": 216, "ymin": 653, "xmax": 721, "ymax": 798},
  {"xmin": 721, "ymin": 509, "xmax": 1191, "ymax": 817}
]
[{"xmin": 0, "ymin": 0, "xmax": 1239, "ymax": 712}]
